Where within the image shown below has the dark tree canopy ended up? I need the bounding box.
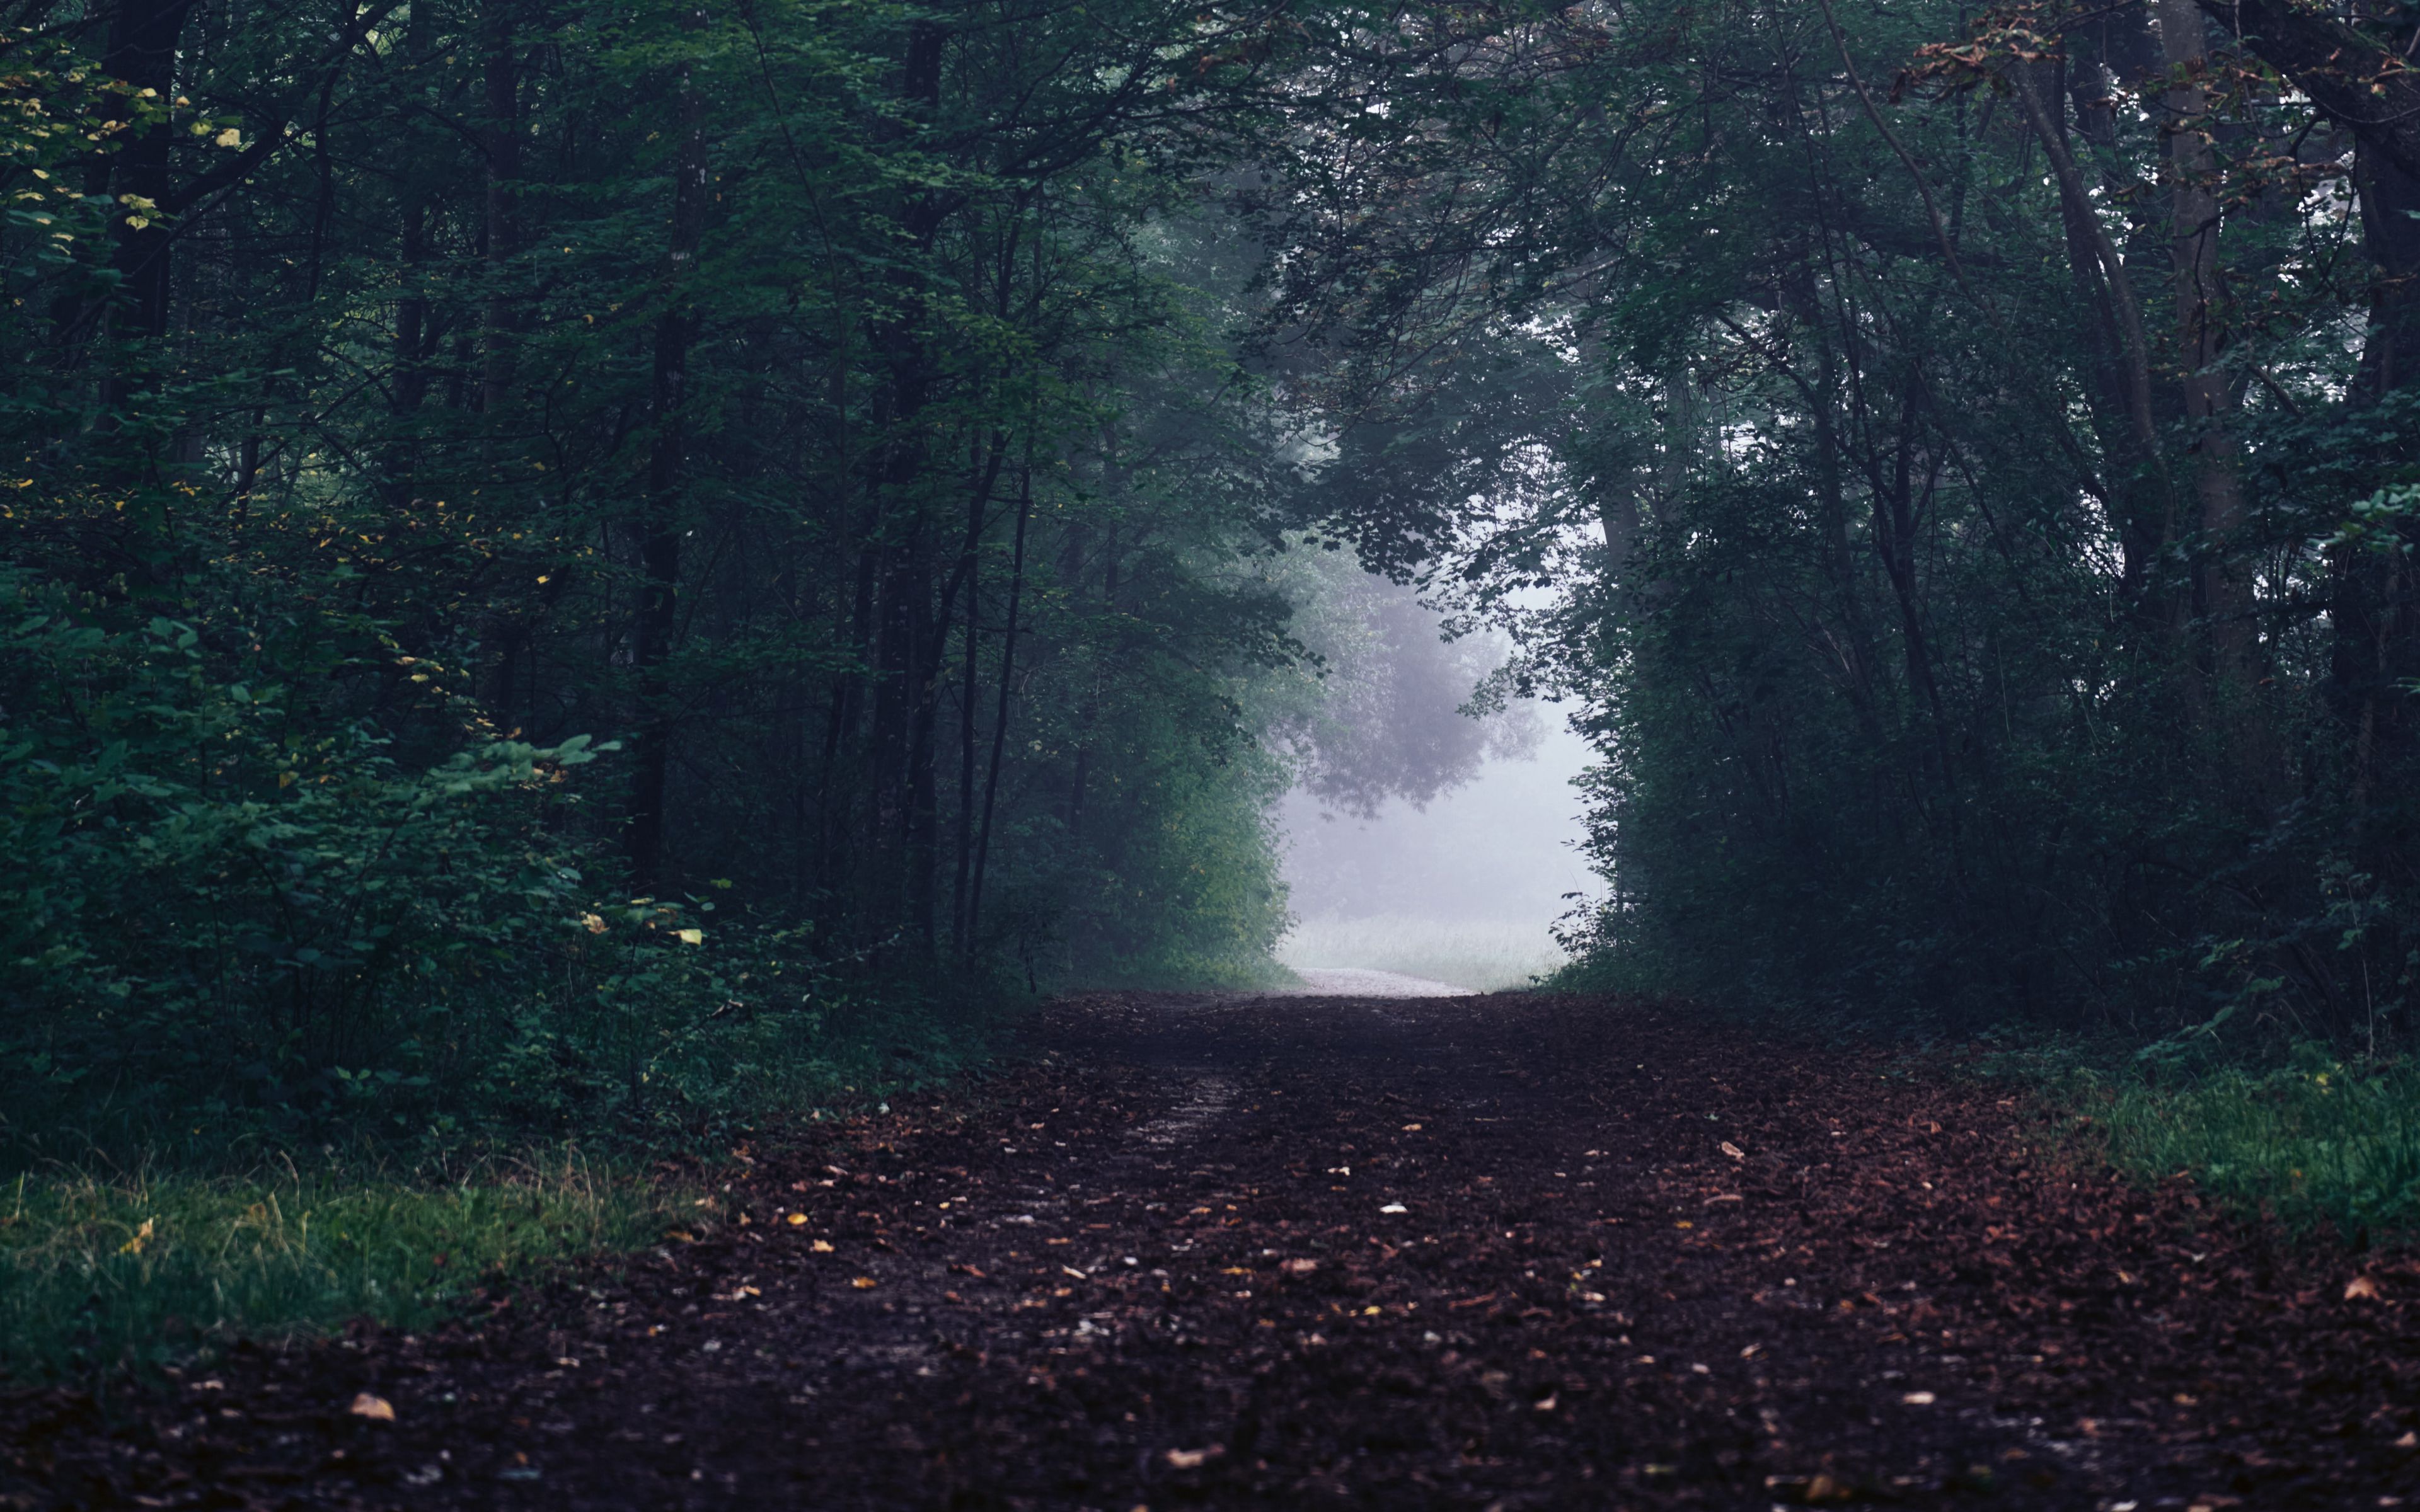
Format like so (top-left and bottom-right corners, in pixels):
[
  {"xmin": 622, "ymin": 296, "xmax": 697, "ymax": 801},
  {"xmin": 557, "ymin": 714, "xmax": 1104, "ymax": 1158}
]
[{"xmin": 8, "ymin": 0, "xmax": 2420, "ymax": 1151}]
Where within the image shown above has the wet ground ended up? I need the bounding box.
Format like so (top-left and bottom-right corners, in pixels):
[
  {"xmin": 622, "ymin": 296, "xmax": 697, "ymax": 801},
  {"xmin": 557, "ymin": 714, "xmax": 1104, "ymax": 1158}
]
[{"xmin": 7, "ymin": 990, "xmax": 2417, "ymax": 1508}]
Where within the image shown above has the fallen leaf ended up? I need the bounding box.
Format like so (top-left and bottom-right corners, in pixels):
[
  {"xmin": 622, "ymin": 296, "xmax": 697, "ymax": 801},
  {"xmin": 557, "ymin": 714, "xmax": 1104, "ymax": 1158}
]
[
  {"xmin": 118, "ymin": 1217, "xmax": 155, "ymax": 1256},
  {"xmin": 810, "ymin": 1239, "xmax": 835, "ymax": 1253},
  {"xmin": 1903, "ymin": 1390, "xmax": 1935, "ymax": 1406},
  {"xmin": 1061, "ymin": 1265, "xmax": 1087, "ymax": 1280},
  {"xmin": 1281, "ymin": 1258, "xmax": 1319, "ymax": 1276},
  {"xmin": 348, "ymin": 1393, "xmax": 396, "ymax": 1422},
  {"xmin": 2346, "ymin": 1274, "xmax": 2383, "ymax": 1301},
  {"xmin": 851, "ymin": 1276, "xmax": 877, "ymax": 1290},
  {"xmin": 786, "ymin": 1213, "xmax": 808, "ymax": 1227},
  {"xmin": 1165, "ymin": 1446, "xmax": 1220, "ymax": 1469},
  {"xmin": 1401, "ymin": 1123, "xmax": 1422, "ymax": 1131},
  {"xmin": 1533, "ymin": 1392, "xmax": 1558, "ymax": 1411},
  {"xmin": 1379, "ymin": 1203, "xmax": 1407, "ymax": 1214},
  {"xmin": 1720, "ymin": 1141, "xmax": 1745, "ymax": 1160}
]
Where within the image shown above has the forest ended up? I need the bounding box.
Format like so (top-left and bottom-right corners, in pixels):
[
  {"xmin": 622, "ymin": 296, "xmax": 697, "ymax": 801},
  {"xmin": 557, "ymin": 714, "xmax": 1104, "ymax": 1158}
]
[{"xmin": 5, "ymin": 0, "xmax": 2420, "ymax": 1497}]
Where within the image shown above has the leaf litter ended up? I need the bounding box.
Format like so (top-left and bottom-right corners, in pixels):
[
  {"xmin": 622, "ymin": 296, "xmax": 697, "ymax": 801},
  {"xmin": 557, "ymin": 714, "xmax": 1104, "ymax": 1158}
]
[{"xmin": 4, "ymin": 992, "xmax": 2416, "ymax": 1508}]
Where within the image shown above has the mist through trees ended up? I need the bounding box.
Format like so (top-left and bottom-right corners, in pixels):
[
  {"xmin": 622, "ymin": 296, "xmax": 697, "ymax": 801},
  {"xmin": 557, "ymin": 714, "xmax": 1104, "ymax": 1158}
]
[{"xmin": 9, "ymin": 0, "xmax": 2420, "ymax": 1154}]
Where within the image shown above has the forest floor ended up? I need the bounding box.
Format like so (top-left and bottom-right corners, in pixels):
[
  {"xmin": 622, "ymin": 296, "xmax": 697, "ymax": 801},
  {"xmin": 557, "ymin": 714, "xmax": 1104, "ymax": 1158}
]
[{"xmin": 8, "ymin": 990, "xmax": 2419, "ymax": 1509}]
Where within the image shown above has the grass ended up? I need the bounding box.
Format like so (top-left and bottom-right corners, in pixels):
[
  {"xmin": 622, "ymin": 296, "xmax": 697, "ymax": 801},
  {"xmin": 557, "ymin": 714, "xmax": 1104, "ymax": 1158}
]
[
  {"xmin": 0, "ymin": 993, "xmax": 1026, "ymax": 1388},
  {"xmin": 1278, "ymin": 915, "xmax": 1567, "ymax": 992},
  {"xmin": 0, "ymin": 1154, "xmax": 684, "ymax": 1384},
  {"xmin": 2087, "ymin": 1049, "xmax": 2420, "ymax": 1243},
  {"xmin": 1971, "ymin": 1030, "xmax": 2420, "ymax": 1244}
]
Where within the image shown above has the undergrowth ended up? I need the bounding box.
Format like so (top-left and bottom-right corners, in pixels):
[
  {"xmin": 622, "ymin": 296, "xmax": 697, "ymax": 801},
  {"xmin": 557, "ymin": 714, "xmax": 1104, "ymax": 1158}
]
[
  {"xmin": 0, "ymin": 1156, "xmax": 680, "ymax": 1385},
  {"xmin": 1978, "ymin": 1035, "xmax": 2420, "ymax": 1246},
  {"xmin": 0, "ymin": 990, "xmax": 1017, "ymax": 1388},
  {"xmin": 2091, "ymin": 1050, "xmax": 2420, "ymax": 1244}
]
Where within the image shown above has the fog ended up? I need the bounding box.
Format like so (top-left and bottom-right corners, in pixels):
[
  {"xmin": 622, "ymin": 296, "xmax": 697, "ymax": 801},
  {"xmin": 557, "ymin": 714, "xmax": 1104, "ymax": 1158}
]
[{"xmin": 1275, "ymin": 714, "xmax": 1597, "ymax": 989}]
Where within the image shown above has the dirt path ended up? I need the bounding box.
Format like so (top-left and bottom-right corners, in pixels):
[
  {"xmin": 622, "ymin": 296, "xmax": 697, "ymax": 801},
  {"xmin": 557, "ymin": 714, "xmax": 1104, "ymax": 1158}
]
[{"xmin": 9, "ymin": 992, "xmax": 2418, "ymax": 1509}]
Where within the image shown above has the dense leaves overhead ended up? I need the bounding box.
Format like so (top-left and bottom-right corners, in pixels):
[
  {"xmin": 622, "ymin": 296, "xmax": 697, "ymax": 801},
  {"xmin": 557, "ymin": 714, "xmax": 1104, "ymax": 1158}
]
[
  {"xmin": 0, "ymin": 0, "xmax": 1434, "ymax": 1142},
  {"xmin": 1233, "ymin": 0, "xmax": 2420, "ymax": 1039},
  {"xmin": 10, "ymin": 0, "xmax": 2420, "ymax": 1157}
]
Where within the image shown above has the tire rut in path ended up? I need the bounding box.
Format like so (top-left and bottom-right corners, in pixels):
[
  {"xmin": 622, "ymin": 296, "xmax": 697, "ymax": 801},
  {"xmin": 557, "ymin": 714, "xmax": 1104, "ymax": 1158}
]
[{"xmin": 8, "ymin": 992, "xmax": 2417, "ymax": 1509}]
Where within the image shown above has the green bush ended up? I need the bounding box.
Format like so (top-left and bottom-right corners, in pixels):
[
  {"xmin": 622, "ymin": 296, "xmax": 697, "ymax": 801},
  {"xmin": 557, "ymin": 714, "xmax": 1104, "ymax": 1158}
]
[
  {"xmin": 0, "ymin": 568, "xmax": 1011, "ymax": 1159},
  {"xmin": 1, "ymin": 571, "xmax": 599, "ymax": 1148}
]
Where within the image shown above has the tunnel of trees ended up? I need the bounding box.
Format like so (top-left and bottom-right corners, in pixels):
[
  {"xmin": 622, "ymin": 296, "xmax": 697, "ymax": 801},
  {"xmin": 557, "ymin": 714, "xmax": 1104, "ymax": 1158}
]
[{"xmin": 6, "ymin": 0, "xmax": 2419, "ymax": 1148}]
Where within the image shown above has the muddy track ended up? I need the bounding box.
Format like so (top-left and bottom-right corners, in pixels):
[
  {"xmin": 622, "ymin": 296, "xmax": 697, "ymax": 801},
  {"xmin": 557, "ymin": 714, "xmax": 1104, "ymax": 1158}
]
[{"xmin": 7, "ymin": 993, "xmax": 2417, "ymax": 1509}]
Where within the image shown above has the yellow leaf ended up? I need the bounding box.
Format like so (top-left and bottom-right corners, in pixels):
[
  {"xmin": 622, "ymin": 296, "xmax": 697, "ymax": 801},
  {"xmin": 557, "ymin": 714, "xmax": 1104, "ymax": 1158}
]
[
  {"xmin": 675, "ymin": 928, "xmax": 703, "ymax": 946},
  {"xmin": 118, "ymin": 1217, "xmax": 155, "ymax": 1255},
  {"xmin": 215, "ymin": 128, "xmax": 242, "ymax": 147},
  {"xmin": 348, "ymin": 1393, "xmax": 395, "ymax": 1421},
  {"xmin": 850, "ymin": 1276, "xmax": 877, "ymax": 1290},
  {"xmin": 2346, "ymin": 1274, "xmax": 2383, "ymax": 1301},
  {"xmin": 810, "ymin": 1239, "xmax": 834, "ymax": 1252},
  {"xmin": 581, "ymin": 912, "xmax": 607, "ymax": 934},
  {"xmin": 786, "ymin": 1213, "xmax": 808, "ymax": 1227}
]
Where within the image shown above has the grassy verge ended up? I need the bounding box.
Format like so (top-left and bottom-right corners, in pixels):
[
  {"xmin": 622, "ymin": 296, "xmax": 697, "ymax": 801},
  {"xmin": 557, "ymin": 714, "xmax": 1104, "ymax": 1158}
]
[
  {"xmin": 1970, "ymin": 1033, "xmax": 2420, "ymax": 1245},
  {"xmin": 2087, "ymin": 1050, "xmax": 2420, "ymax": 1243},
  {"xmin": 0, "ymin": 975, "xmax": 1028, "ymax": 1387},
  {"xmin": 1279, "ymin": 915, "xmax": 1567, "ymax": 992},
  {"xmin": 0, "ymin": 1155, "xmax": 687, "ymax": 1384}
]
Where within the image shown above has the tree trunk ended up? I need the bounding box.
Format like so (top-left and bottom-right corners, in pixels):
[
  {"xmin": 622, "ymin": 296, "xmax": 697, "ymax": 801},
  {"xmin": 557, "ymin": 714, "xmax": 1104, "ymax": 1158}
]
[
  {"xmin": 626, "ymin": 40, "xmax": 709, "ymax": 893},
  {"xmin": 102, "ymin": 0, "xmax": 195, "ymax": 348},
  {"xmin": 480, "ymin": 0, "xmax": 520, "ymax": 415},
  {"xmin": 968, "ymin": 459, "xmax": 1033, "ymax": 952},
  {"xmin": 2157, "ymin": 0, "xmax": 2261, "ymax": 709}
]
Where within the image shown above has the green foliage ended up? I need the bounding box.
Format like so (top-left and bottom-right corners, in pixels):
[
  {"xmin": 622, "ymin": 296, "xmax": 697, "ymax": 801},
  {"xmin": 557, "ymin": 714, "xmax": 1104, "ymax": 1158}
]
[
  {"xmin": 2092, "ymin": 1050, "xmax": 2420, "ymax": 1244},
  {"xmin": 1255, "ymin": 0, "xmax": 2420, "ymax": 1047},
  {"xmin": 0, "ymin": 566, "xmax": 597, "ymax": 1144},
  {"xmin": 0, "ymin": 1158, "xmax": 679, "ymax": 1383},
  {"xmin": 0, "ymin": 0, "xmax": 1378, "ymax": 1166}
]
